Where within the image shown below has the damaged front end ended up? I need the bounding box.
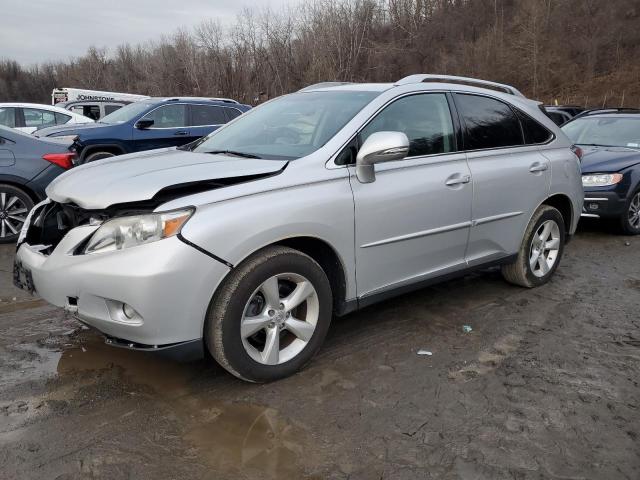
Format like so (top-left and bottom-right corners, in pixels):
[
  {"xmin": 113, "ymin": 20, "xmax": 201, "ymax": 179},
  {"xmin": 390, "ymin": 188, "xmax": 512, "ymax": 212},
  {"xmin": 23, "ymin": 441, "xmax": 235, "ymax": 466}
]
[
  {"xmin": 20, "ymin": 200, "xmax": 156, "ymax": 256},
  {"xmin": 21, "ymin": 168, "xmax": 285, "ymax": 255}
]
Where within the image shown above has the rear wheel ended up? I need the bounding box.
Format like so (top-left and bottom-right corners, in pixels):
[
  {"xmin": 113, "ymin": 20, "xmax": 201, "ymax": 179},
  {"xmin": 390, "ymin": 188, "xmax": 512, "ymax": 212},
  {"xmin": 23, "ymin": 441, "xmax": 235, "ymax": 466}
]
[
  {"xmin": 502, "ymin": 205, "xmax": 565, "ymax": 288},
  {"xmin": 620, "ymin": 189, "xmax": 640, "ymax": 235},
  {"xmin": 84, "ymin": 151, "xmax": 116, "ymax": 163},
  {"xmin": 205, "ymin": 246, "xmax": 333, "ymax": 382},
  {"xmin": 0, "ymin": 185, "xmax": 33, "ymax": 244}
]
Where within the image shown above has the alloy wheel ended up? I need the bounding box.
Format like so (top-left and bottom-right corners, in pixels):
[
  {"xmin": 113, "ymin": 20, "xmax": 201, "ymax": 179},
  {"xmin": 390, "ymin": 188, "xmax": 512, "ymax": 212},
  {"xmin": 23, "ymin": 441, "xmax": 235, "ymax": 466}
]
[
  {"xmin": 628, "ymin": 192, "xmax": 640, "ymax": 229},
  {"xmin": 0, "ymin": 192, "xmax": 29, "ymax": 239},
  {"xmin": 529, "ymin": 219, "xmax": 561, "ymax": 278},
  {"xmin": 241, "ymin": 273, "xmax": 319, "ymax": 365}
]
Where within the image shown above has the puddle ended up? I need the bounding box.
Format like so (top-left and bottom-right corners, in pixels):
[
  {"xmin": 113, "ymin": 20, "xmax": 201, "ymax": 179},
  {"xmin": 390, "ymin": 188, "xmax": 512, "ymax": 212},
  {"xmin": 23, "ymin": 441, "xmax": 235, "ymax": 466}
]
[
  {"xmin": 57, "ymin": 333, "xmax": 199, "ymax": 398},
  {"xmin": 54, "ymin": 332, "xmax": 314, "ymax": 478},
  {"xmin": 183, "ymin": 399, "xmax": 309, "ymax": 478}
]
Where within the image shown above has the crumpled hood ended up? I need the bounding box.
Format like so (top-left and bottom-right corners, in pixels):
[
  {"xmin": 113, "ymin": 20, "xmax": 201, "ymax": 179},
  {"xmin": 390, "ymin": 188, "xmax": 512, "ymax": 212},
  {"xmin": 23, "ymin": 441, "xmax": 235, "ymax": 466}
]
[
  {"xmin": 580, "ymin": 146, "xmax": 640, "ymax": 173},
  {"xmin": 46, "ymin": 148, "xmax": 288, "ymax": 209}
]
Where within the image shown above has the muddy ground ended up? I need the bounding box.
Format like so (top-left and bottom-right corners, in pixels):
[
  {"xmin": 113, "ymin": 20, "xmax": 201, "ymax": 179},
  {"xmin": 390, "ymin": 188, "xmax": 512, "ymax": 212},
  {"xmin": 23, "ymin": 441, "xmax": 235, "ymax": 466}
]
[{"xmin": 1, "ymin": 221, "xmax": 639, "ymax": 480}]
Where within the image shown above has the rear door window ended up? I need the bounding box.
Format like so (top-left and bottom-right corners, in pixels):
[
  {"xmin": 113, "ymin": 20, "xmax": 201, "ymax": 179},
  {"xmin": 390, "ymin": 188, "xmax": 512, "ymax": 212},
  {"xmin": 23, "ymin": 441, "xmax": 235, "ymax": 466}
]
[
  {"xmin": 359, "ymin": 93, "xmax": 456, "ymax": 157},
  {"xmin": 141, "ymin": 104, "xmax": 187, "ymax": 128},
  {"xmin": 189, "ymin": 105, "xmax": 227, "ymax": 126},
  {"xmin": 23, "ymin": 108, "xmax": 57, "ymax": 128},
  {"xmin": 0, "ymin": 107, "xmax": 16, "ymax": 128},
  {"xmin": 454, "ymin": 94, "xmax": 524, "ymax": 150}
]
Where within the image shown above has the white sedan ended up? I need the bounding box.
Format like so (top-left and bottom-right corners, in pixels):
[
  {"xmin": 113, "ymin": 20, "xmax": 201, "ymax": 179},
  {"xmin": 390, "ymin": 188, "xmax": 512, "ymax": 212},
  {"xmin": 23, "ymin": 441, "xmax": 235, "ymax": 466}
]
[{"xmin": 0, "ymin": 102, "xmax": 94, "ymax": 134}]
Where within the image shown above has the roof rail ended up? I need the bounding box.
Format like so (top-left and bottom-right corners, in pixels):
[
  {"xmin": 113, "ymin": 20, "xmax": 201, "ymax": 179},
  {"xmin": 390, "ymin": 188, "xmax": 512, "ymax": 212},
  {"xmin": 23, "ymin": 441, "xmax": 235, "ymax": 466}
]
[
  {"xmin": 573, "ymin": 107, "xmax": 640, "ymax": 119},
  {"xmin": 299, "ymin": 82, "xmax": 352, "ymax": 92},
  {"xmin": 209, "ymin": 97, "xmax": 239, "ymax": 104},
  {"xmin": 395, "ymin": 74, "xmax": 525, "ymax": 97}
]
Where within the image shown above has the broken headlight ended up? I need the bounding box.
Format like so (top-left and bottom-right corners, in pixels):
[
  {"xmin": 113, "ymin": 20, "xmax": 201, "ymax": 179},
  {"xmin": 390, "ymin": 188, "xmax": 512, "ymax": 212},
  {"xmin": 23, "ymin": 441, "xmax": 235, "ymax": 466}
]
[{"xmin": 83, "ymin": 208, "xmax": 193, "ymax": 254}]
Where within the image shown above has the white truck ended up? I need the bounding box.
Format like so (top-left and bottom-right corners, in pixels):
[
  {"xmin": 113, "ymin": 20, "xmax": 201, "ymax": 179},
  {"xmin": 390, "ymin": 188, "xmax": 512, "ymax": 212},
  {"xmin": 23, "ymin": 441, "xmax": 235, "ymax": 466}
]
[{"xmin": 51, "ymin": 88, "xmax": 149, "ymax": 120}]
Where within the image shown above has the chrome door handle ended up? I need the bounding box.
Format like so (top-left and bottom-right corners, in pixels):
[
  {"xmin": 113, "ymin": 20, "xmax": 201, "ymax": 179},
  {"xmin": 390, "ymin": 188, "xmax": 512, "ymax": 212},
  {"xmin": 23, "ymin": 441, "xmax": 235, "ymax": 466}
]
[
  {"xmin": 174, "ymin": 131, "xmax": 189, "ymax": 136},
  {"xmin": 445, "ymin": 174, "xmax": 471, "ymax": 186},
  {"xmin": 529, "ymin": 163, "xmax": 548, "ymax": 173}
]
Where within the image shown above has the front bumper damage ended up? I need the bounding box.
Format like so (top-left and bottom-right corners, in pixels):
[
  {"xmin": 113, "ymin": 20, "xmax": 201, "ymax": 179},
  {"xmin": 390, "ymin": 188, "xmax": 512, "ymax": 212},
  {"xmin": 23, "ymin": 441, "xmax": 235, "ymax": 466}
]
[{"xmin": 14, "ymin": 200, "xmax": 231, "ymax": 350}]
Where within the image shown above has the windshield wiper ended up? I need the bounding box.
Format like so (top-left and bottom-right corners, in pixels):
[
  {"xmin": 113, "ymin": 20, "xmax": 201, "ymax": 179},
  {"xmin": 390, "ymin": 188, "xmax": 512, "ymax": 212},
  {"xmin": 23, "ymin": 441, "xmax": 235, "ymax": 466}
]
[{"xmin": 205, "ymin": 150, "xmax": 262, "ymax": 159}]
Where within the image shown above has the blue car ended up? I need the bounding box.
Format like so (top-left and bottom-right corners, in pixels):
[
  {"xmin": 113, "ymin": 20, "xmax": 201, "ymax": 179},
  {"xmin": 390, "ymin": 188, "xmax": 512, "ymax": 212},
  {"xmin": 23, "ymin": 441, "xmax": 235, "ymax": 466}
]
[
  {"xmin": 36, "ymin": 97, "xmax": 251, "ymax": 163},
  {"xmin": 562, "ymin": 109, "xmax": 640, "ymax": 234}
]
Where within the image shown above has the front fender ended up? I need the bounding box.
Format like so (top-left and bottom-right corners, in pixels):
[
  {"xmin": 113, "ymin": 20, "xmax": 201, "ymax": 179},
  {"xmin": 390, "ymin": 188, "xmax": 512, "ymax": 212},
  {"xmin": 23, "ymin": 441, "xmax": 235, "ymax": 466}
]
[{"xmin": 178, "ymin": 174, "xmax": 357, "ymax": 300}]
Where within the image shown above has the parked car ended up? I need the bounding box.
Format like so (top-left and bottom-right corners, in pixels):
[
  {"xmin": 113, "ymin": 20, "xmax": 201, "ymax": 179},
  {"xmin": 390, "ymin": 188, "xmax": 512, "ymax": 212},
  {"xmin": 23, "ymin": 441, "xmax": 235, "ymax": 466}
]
[
  {"xmin": 52, "ymin": 88, "xmax": 150, "ymax": 120},
  {"xmin": 0, "ymin": 125, "xmax": 77, "ymax": 242},
  {"xmin": 562, "ymin": 109, "xmax": 640, "ymax": 234},
  {"xmin": 14, "ymin": 75, "xmax": 582, "ymax": 382},
  {"xmin": 543, "ymin": 105, "xmax": 585, "ymax": 126},
  {"xmin": 36, "ymin": 97, "xmax": 251, "ymax": 163},
  {"xmin": 56, "ymin": 100, "xmax": 132, "ymax": 121},
  {"xmin": 0, "ymin": 103, "xmax": 94, "ymax": 134}
]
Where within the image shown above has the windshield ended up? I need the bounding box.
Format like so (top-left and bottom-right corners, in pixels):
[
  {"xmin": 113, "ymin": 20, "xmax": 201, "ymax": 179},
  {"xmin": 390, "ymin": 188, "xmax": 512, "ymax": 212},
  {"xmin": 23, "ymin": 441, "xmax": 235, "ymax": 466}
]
[
  {"xmin": 562, "ymin": 117, "xmax": 640, "ymax": 148},
  {"xmin": 192, "ymin": 91, "xmax": 380, "ymax": 159},
  {"xmin": 100, "ymin": 101, "xmax": 154, "ymax": 124}
]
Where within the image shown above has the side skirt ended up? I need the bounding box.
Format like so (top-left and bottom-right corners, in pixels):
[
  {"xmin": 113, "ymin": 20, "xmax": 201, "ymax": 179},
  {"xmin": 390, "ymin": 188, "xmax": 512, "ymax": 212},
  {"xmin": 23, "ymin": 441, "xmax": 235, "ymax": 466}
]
[{"xmin": 336, "ymin": 254, "xmax": 517, "ymax": 315}]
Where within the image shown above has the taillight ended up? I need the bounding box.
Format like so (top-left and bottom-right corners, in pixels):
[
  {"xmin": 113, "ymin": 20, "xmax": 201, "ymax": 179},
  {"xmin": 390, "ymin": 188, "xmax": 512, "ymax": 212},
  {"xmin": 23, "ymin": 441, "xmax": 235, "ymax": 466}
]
[
  {"xmin": 42, "ymin": 152, "xmax": 76, "ymax": 169},
  {"xmin": 571, "ymin": 145, "xmax": 584, "ymax": 161}
]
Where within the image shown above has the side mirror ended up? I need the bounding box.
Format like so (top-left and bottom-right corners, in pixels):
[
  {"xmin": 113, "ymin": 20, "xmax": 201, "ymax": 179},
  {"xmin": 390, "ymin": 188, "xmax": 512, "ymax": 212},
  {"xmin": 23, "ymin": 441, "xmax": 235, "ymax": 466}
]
[
  {"xmin": 355, "ymin": 131, "xmax": 409, "ymax": 183},
  {"xmin": 134, "ymin": 119, "xmax": 154, "ymax": 130}
]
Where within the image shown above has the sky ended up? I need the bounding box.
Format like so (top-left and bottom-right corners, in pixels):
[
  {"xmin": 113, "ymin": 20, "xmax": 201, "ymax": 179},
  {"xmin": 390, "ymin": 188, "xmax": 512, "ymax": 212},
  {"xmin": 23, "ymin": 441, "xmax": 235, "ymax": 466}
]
[{"xmin": 1, "ymin": 0, "xmax": 300, "ymax": 65}]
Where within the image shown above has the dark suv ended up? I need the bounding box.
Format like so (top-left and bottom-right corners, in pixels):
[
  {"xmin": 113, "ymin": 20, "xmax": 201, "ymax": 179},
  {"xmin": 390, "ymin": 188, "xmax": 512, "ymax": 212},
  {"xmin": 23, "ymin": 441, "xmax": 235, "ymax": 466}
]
[
  {"xmin": 561, "ymin": 109, "xmax": 640, "ymax": 234},
  {"xmin": 36, "ymin": 98, "xmax": 251, "ymax": 163}
]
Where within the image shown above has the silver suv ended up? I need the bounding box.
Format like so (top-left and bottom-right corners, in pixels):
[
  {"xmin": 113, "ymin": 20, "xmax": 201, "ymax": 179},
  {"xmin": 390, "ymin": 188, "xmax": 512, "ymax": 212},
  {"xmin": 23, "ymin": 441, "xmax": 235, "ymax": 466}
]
[{"xmin": 14, "ymin": 75, "xmax": 583, "ymax": 382}]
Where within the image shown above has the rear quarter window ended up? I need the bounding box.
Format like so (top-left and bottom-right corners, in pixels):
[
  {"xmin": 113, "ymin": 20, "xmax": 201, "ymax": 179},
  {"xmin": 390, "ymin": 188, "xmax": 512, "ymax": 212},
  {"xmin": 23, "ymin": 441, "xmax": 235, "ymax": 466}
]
[
  {"xmin": 516, "ymin": 110, "xmax": 554, "ymax": 144},
  {"xmin": 55, "ymin": 112, "xmax": 71, "ymax": 125},
  {"xmin": 225, "ymin": 108, "xmax": 242, "ymax": 121}
]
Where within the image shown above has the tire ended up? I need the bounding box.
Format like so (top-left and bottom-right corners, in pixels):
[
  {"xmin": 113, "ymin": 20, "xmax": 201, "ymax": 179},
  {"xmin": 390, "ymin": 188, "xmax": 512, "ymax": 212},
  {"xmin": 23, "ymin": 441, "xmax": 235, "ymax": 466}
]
[
  {"xmin": 619, "ymin": 189, "xmax": 640, "ymax": 235},
  {"xmin": 84, "ymin": 151, "xmax": 116, "ymax": 163},
  {"xmin": 205, "ymin": 246, "xmax": 333, "ymax": 382},
  {"xmin": 0, "ymin": 184, "xmax": 34, "ymax": 244},
  {"xmin": 502, "ymin": 205, "xmax": 565, "ymax": 288}
]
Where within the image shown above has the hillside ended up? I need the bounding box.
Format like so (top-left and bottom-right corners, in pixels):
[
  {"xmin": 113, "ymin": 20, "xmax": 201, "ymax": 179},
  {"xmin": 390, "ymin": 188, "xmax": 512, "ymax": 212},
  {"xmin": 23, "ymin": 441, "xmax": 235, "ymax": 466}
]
[{"xmin": 1, "ymin": 0, "xmax": 639, "ymax": 107}]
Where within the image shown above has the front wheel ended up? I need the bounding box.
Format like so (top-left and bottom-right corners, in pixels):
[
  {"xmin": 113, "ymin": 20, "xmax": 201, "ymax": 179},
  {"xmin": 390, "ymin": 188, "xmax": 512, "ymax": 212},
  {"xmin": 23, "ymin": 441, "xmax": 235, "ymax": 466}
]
[
  {"xmin": 205, "ymin": 246, "xmax": 333, "ymax": 382},
  {"xmin": 0, "ymin": 185, "xmax": 33, "ymax": 244},
  {"xmin": 620, "ymin": 189, "xmax": 640, "ymax": 235},
  {"xmin": 502, "ymin": 205, "xmax": 565, "ymax": 288}
]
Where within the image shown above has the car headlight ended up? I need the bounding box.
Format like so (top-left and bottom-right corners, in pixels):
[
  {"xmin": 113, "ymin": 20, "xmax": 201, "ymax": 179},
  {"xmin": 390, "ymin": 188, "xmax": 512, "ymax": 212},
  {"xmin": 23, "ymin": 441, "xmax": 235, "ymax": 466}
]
[
  {"xmin": 83, "ymin": 208, "xmax": 194, "ymax": 254},
  {"xmin": 582, "ymin": 173, "xmax": 623, "ymax": 187}
]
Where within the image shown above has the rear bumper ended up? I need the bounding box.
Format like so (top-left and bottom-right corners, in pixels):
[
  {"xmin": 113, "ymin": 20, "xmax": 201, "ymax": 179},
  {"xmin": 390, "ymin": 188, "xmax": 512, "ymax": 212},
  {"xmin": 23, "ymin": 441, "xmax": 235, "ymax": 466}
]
[
  {"xmin": 581, "ymin": 190, "xmax": 627, "ymax": 219},
  {"xmin": 14, "ymin": 229, "xmax": 230, "ymax": 346}
]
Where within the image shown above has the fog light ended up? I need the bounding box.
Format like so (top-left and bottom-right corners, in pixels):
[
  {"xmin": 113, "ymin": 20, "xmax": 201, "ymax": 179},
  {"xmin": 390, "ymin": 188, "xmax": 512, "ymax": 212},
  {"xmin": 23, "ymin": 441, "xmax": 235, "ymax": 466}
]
[
  {"xmin": 122, "ymin": 303, "xmax": 137, "ymax": 319},
  {"xmin": 589, "ymin": 203, "xmax": 599, "ymax": 210}
]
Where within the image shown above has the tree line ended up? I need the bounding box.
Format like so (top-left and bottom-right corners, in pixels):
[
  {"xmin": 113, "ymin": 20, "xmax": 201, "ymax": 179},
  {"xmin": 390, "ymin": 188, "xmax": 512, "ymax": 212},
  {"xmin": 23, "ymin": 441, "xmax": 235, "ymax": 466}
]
[{"xmin": 1, "ymin": 0, "xmax": 639, "ymax": 107}]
